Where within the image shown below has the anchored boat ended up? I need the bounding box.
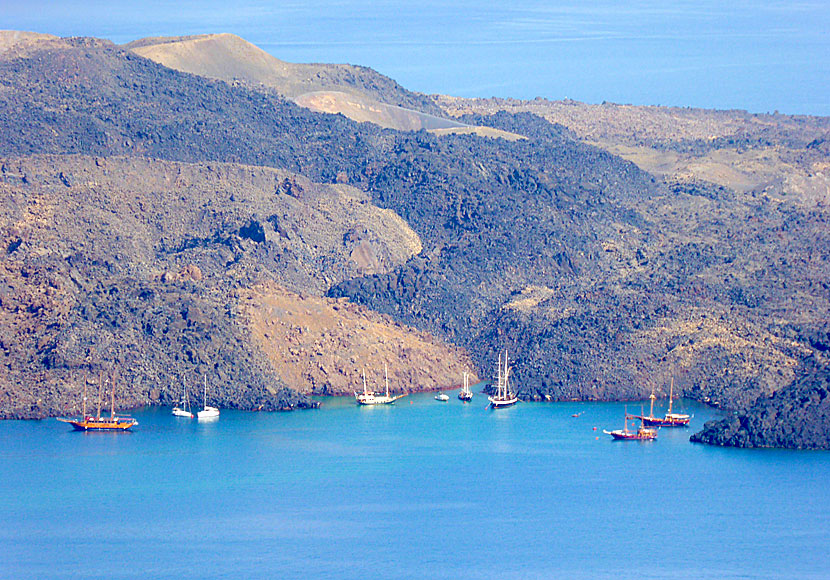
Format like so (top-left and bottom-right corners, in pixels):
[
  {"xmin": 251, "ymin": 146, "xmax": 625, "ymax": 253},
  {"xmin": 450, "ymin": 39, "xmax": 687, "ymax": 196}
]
[
  {"xmin": 197, "ymin": 375, "xmax": 220, "ymax": 420},
  {"xmin": 634, "ymin": 378, "xmax": 690, "ymax": 427},
  {"xmin": 487, "ymin": 351, "xmax": 518, "ymax": 409},
  {"xmin": 172, "ymin": 378, "xmax": 194, "ymax": 418},
  {"xmin": 458, "ymin": 371, "xmax": 473, "ymax": 401},
  {"xmin": 57, "ymin": 373, "xmax": 137, "ymax": 431},
  {"xmin": 604, "ymin": 406, "xmax": 657, "ymax": 441},
  {"xmin": 355, "ymin": 365, "xmax": 405, "ymax": 405}
]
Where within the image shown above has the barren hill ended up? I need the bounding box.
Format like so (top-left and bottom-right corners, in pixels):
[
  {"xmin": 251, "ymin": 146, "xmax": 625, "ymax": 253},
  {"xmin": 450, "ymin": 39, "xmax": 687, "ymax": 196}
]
[
  {"xmin": 127, "ymin": 33, "xmax": 520, "ymax": 137},
  {"xmin": 126, "ymin": 33, "xmax": 451, "ymax": 131}
]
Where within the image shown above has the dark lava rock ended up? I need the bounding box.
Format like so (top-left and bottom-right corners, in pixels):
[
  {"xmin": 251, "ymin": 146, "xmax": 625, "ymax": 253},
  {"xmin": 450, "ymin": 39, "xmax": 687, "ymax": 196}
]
[{"xmin": 691, "ymin": 362, "xmax": 830, "ymax": 450}]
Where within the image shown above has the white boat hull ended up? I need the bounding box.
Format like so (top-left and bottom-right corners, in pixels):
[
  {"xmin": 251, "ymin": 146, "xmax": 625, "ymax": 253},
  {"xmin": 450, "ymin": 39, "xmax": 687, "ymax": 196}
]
[
  {"xmin": 197, "ymin": 406, "xmax": 220, "ymax": 419},
  {"xmin": 488, "ymin": 395, "xmax": 518, "ymax": 408},
  {"xmin": 354, "ymin": 393, "xmax": 401, "ymax": 405}
]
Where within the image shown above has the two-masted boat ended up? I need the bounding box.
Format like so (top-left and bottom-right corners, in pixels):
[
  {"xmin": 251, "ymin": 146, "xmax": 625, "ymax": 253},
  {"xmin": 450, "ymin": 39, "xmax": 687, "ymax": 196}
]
[
  {"xmin": 487, "ymin": 351, "xmax": 518, "ymax": 409},
  {"xmin": 57, "ymin": 374, "xmax": 138, "ymax": 431},
  {"xmin": 354, "ymin": 365, "xmax": 405, "ymax": 405},
  {"xmin": 634, "ymin": 378, "xmax": 690, "ymax": 427},
  {"xmin": 604, "ymin": 406, "xmax": 657, "ymax": 441},
  {"xmin": 197, "ymin": 375, "xmax": 220, "ymax": 420},
  {"xmin": 172, "ymin": 378, "xmax": 194, "ymax": 418},
  {"xmin": 458, "ymin": 371, "xmax": 473, "ymax": 401}
]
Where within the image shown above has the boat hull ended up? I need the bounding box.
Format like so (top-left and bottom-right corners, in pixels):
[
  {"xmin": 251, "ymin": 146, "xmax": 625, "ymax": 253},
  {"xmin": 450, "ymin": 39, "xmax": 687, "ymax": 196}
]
[
  {"xmin": 58, "ymin": 417, "xmax": 137, "ymax": 431},
  {"xmin": 487, "ymin": 395, "xmax": 518, "ymax": 408},
  {"xmin": 197, "ymin": 407, "xmax": 220, "ymax": 419},
  {"xmin": 604, "ymin": 428, "xmax": 657, "ymax": 441},
  {"xmin": 354, "ymin": 392, "xmax": 404, "ymax": 405},
  {"xmin": 641, "ymin": 416, "xmax": 690, "ymax": 427}
]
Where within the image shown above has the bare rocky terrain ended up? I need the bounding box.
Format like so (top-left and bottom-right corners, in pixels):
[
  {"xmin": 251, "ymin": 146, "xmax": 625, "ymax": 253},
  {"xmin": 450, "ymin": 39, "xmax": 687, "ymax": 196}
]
[{"xmin": 0, "ymin": 31, "xmax": 828, "ymax": 448}]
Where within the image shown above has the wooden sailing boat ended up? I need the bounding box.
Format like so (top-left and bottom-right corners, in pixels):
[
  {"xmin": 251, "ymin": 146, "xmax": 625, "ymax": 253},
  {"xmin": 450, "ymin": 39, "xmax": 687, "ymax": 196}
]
[
  {"xmin": 197, "ymin": 374, "xmax": 220, "ymax": 420},
  {"xmin": 458, "ymin": 371, "xmax": 473, "ymax": 401},
  {"xmin": 604, "ymin": 406, "xmax": 657, "ymax": 440},
  {"xmin": 57, "ymin": 372, "xmax": 138, "ymax": 431},
  {"xmin": 635, "ymin": 378, "xmax": 690, "ymax": 427},
  {"xmin": 172, "ymin": 377, "xmax": 194, "ymax": 418},
  {"xmin": 354, "ymin": 365, "xmax": 405, "ymax": 405},
  {"xmin": 487, "ymin": 351, "xmax": 518, "ymax": 408}
]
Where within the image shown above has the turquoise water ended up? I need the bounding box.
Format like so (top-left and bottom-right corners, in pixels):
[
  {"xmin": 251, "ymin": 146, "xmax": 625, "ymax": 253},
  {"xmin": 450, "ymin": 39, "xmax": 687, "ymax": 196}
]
[{"xmin": 1, "ymin": 394, "xmax": 829, "ymax": 579}]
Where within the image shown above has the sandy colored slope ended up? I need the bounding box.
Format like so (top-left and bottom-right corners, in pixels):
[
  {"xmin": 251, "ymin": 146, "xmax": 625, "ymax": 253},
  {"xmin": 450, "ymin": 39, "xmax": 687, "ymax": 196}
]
[
  {"xmin": 128, "ymin": 33, "xmax": 524, "ymax": 136},
  {"xmin": 241, "ymin": 282, "xmax": 477, "ymax": 396}
]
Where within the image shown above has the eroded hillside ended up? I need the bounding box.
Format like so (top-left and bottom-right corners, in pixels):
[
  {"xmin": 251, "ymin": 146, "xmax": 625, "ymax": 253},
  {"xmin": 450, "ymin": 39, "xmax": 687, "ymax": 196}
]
[{"xmin": 0, "ymin": 154, "xmax": 431, "ymax": 417}]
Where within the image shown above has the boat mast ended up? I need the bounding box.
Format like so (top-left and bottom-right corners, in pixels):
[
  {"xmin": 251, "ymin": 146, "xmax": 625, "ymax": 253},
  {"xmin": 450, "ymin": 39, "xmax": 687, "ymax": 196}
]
[
  {"xmin": 362, "ymin": 369, "xmax": 368, "ymax": 396},
  {"xmin": 203, "ymin": 374, "xmax": 207, "ymax": 408},
  {"xmin": 81, "ymin": 372, "xmax": 88, "ymax": 419},
  {"xmin": 110, "ymin": 373, "xmax": 116, "ymax": 420},
  {"xmin": 648, "ymin": 388, "xmax": 656, "ymax": 418},
  {"xmin": 497, "ymin": 352, "xmax": 503, "ymax": 398},
  {"xmin": 668, "ymin": 377, "xmax": 674, "ymax": 414},
  {"xmin": 96, "ymin": 371, "xmax": 103, "ymax": 420},
  {"xmin": 385, "ymin": 364, "xmax": 390, "ymax": 398}
]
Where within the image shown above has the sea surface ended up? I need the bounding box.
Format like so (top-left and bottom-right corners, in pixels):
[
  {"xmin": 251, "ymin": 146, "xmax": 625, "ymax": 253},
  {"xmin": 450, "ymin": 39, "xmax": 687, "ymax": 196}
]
[
  {"xmin": 1, "ymin": 393, "xmax": 829, "ymax": 579},
  {"xmin": 7, "ymin": 1, "xmax": 829, "ymax": 115}
]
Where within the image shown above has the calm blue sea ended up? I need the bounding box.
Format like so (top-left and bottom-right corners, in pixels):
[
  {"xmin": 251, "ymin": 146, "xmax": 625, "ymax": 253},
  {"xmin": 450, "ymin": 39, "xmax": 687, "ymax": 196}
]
[
  {"xmin": 1, "ymin": 393, "xmax": 828, "ymax": 579},
  {"xmin": 7, "ymin": 1, "xmax": 829, "ymax": 115}
]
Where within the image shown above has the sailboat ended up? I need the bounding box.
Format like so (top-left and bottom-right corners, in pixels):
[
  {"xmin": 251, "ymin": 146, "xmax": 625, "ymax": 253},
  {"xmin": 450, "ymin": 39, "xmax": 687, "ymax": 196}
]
[
  {"xmin": 458, "ymin": 371, "xmax": 473, "ymax": 401},
  {"xmin": 197, "ymin": 375, "xmax": 220, "ymax": 420},
  {"xmin": 635, "ymin": 378, "xmax": 690, "ymax": 427},
  {"xmin": 354, "ymin": 365, "xmax": 405, "ymax": 405},
  {"xmin": 57, "ymin": 373, "xmax": 138, "ymax": 431},
  {"xmin": 172, "ymin": 378, "xmax": 194, "ymax": 418},
  {"xmin": 604, "ymin": 406, "xmax": 657, "ymax": 440},
  {"xmin": 487, "ymin": 351, "xmax": 518, "ymax": 409}
]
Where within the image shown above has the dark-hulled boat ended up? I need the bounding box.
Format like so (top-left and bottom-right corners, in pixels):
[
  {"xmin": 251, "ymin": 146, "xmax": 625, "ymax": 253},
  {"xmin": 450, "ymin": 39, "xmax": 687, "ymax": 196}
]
[
  {"xmin": 604, "ymin": 406, "xmax": 657, "ymax": 441},
  {"xmin": 635, "ymin": 378, "xmax": 690, "ymax": 427}
]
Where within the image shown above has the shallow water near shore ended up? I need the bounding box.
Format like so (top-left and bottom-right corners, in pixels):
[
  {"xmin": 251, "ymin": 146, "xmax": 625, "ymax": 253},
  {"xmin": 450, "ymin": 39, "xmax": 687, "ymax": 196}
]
[{"xmin": 1, "ymin": 392, "xmax": 828, "ymax": 579}]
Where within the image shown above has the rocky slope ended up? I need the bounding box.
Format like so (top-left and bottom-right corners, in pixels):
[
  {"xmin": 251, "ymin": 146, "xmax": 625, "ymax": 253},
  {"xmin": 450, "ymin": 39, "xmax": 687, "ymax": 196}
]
[
  {"xmin": 0, "ymin": 32, "xmax": 828, "ymax": 448},
  {"xmin": 0, "ymin": 154, "xmax": 441, "ymax": 418},
  {"xmin": 241, "ymin": 282, "xmax": 476, "ymax": 396}
]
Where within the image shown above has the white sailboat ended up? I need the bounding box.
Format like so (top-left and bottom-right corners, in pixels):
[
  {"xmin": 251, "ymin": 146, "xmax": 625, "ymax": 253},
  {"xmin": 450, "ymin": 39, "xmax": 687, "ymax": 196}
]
[
  {"xmin": 354, "ymin": 365, "xmax": 405, "ymax": 405},
  {"xmin": 487, "ymin": 351, "xmax": 518, "ymax": 409},
  {"xmin": 172, "ymin": 378, "xmax": 194, "ymax": 418},
  {"xmin": 197, "ymin": 375, "xmax": 220, "ymax": 420},
  {"xmin": 458, "ymin": 371, "xmax": 473, "ymax": 401}
]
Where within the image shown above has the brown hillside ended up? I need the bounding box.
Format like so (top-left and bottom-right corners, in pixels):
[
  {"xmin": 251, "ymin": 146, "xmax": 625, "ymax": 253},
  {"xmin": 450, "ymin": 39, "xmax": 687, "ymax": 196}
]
[
  {"xmin": 126, "ymin": 33, "xmax": 453, "ymax": 131},
  {"xmin": 241, "ymin": 282, "xmax": 477, "ymax": 396}
]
